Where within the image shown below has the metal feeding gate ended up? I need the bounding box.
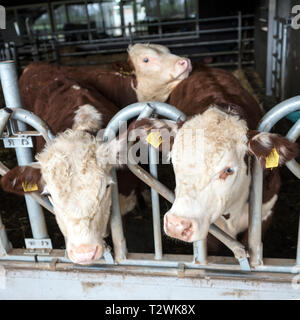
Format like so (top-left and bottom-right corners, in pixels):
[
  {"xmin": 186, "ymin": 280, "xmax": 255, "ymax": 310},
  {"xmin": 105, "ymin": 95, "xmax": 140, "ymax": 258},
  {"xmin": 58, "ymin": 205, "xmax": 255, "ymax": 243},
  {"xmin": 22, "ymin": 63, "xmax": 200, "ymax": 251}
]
[{"xmin": 0, "ymin": 60, "xmax": 300, "ymax": 299}]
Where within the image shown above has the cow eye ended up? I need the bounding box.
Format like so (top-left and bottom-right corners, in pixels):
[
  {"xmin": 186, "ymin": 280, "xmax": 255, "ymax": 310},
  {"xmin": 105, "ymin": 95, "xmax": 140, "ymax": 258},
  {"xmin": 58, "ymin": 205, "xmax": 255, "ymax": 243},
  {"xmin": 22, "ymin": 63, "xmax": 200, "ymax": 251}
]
[
  {"xmin": 225, "ymin": 167, "xmax": 233, "ymax": 174},
  {"xmin": 219, "ymin": 167, "xmax": 234, "ymax": 180},
  {"xmin": 106, "ymin": 184, "xmax": 111, "ymax": 189},
  {"xmin": 143, "ymin": 57, "xmax": 149, "ymax": 63}
]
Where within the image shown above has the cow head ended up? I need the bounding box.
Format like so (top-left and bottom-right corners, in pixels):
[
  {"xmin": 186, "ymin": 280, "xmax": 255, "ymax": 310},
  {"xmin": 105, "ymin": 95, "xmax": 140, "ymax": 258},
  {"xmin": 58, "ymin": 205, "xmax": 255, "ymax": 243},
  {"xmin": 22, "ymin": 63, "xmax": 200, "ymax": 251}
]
[
  {"xmin": 0, "ymin": 105, "xmax": 129, "ymax": 264},
  {"xmin": 133, "ymin": 106, "xmax": 298, "ymax": 242},
  {"xmin": 128, "ymin": 43, "xmax": 192, "ymax": 102}
]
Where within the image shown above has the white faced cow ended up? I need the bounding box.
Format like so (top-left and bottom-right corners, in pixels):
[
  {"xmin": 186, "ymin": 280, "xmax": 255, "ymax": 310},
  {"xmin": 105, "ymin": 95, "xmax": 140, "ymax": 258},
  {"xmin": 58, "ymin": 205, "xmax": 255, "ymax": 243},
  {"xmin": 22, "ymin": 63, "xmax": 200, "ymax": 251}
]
[
  {"xmin": 133, "ymin": 106, "xmax": 298, "ymax": 243},
  {"xmin": 1, "ymin": 44, "xmax": 192, "ymax": 264}
]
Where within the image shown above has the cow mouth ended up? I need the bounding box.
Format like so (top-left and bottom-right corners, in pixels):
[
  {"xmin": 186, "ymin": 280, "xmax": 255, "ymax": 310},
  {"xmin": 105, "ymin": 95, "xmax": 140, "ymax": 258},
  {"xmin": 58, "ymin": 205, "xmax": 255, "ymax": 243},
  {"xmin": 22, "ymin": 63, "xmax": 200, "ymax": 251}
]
[{"xmin": 68, "ymin": 245, "xmax": 102, "ymax": 265}]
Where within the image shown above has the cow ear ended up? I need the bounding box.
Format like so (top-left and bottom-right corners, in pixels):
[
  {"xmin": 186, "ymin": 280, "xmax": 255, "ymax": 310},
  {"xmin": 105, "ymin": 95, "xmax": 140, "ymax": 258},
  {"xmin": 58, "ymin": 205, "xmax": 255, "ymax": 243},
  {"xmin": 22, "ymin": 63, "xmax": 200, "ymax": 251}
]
[
  {"xmin": 248, "ymin": 131, "xmax": 299, "ymax": 168},
  {"xmin": 0, "ymin": 166, "xmax": 43, "ymax": 196},
  {"xmin": 129, "ymin": 118, "xmax": 184, "ymax": 150}
]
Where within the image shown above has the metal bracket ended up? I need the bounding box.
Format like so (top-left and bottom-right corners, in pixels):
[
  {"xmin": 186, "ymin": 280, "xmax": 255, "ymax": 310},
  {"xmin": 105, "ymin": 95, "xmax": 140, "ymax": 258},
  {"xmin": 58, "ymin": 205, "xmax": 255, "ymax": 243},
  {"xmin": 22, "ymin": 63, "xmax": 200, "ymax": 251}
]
[
  {"xmin": 2, "ymin": 135, "xmax": 33, "ymax": 148},
  {"xmin": 177, "ymin": 263, "xmax": 185, "ymax": 278},
  {"xmin": 103, "ymin": 245, "xmax": 115, "ymax": 265}
]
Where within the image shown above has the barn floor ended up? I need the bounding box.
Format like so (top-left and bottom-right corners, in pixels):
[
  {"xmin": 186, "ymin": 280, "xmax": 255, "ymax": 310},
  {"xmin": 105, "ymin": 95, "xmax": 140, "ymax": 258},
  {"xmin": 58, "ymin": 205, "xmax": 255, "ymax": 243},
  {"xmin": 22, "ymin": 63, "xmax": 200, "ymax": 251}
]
[{"xmin": 0, "ymin": 66, "xmax": 299, "ymax": 260}]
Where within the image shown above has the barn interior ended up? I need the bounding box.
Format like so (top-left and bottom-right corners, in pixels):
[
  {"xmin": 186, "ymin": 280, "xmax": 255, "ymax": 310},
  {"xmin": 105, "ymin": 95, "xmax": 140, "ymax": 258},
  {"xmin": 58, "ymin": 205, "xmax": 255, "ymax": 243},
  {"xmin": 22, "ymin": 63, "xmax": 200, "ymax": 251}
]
[{"xmin": 0, "ymin": 0, "xmax": 300, "ymax": 264}]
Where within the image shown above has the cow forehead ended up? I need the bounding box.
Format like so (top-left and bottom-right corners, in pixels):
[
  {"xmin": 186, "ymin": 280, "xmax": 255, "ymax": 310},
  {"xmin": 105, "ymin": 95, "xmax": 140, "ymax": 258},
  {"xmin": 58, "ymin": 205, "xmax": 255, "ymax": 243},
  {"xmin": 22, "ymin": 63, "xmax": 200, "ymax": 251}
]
[
  {"xmin": 129, "ymin": 43, "xmax": 170, "ymax": 59},
  {"xmin": 36, "ymin": 130, "xmax": 110, "ymax": 216},
  {"xmin": 171, "ymin": 108, "xmax": 249, "ymax": 173}
]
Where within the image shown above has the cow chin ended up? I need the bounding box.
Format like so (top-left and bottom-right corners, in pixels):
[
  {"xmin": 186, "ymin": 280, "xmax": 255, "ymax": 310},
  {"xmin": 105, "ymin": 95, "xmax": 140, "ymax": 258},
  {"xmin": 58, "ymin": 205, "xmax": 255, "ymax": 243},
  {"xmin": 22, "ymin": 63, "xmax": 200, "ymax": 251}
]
[{"xmin": 163, "ymin": 212, "xmax": 210, "ymax": 243}]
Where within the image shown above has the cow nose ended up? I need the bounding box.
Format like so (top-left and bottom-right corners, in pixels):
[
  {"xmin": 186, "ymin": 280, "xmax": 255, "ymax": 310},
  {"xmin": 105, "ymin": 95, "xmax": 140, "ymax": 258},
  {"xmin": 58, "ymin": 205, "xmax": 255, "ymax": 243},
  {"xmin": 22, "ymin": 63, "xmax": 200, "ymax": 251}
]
[
  {"xmin": 164, "ymin": 213, "xmax": 194, "ymax": 242},
  {"xmin": 68, "ymin": 244, "xmax": 102, "ymax": 264},
  {"xmin": 176, "ymin": 58, "xmax": 192, "ymax": 71}
]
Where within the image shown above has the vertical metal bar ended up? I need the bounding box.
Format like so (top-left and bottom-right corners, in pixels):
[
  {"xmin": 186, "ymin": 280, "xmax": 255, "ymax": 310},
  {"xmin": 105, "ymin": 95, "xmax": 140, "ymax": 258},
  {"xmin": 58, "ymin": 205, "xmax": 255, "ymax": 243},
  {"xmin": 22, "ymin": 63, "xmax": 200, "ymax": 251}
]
[
  {"xmin": 137, "ymin": 104, "xmax": 162, "ymax": 259},
  {"xmin": 248, "ymin": 159, "xmax": 264, "ymax": 266},
  {"xmin": 0, "ymin": 215, "xmax": 12, "ymax": 256},
  {"xmin": 65, "ymin": 4, "xmax": 70, "ymax": 24},
  {"xmin": 157, "ymin": 0, "xmax": 162, "ymax": 37},
  {"xmin": 193, "ymin": 240, "xmax": 207, "ymax": 264},
  {"xmin": 266, "ymin": 0, "xmax": 277, "ymax": 96},
  {"xmin": 184, "ymin": 0, "xmax": 188, "ymax": 19},
  {"xmin": 0, "ymin": 61, "xmax": 49, "ymax": 240},
  {"xmin": 85, "ymin": 0, "xmax": 92, "ymax": 42},
  {"xmin": 281, "ymin": 22, "xmax": 287, "ymax": 101},
  {"xmin": 297, "ymin": 215, "xmax": 300, "ymax": 265},
  {"xmin": 47, "ymin": 3, "xmax": 56, "ymax": 35},
  {"xmin": 120, "ymin": 1, "xmax": 125, "ymax": 38},
  {"xmin": 195, "ymin": 0, "xmax": 199, "ymax": 37},
  {"xmin": 110, "ymin": 168, "xmax": 127, "ymax": 262},
  {"xmin": 237, "ymin": 11, "xmax": 242, "ymax": 69},
  {"xmin": 149, "ymin": 145, "xmax": 163, "ymax": 260},
  {"xmin": 271, "ymin": 18, "xmax": 277, "ymax": 96},
  {"xmin": 49, "ymin": 3, "xmax": 56, "ymax": 33}
]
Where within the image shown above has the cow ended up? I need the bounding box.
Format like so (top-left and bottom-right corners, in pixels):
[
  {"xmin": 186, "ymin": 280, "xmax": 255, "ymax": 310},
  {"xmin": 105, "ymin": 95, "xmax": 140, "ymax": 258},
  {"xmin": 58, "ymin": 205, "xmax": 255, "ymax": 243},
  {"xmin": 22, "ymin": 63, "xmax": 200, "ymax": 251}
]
[
  {"xmin": 19, "ymin": 44, "xmax": 191, "ymax": 110},
  {"xmin": 129, "ymin": 63, "xmax": 298, "ymax": 250},
  {"xmin": 1, "ymin": 45, "xmax": 192, "ymax": 264},
  {"xmin": 0, "ymin": 76, "xmax": 141, "ymax": 265}
]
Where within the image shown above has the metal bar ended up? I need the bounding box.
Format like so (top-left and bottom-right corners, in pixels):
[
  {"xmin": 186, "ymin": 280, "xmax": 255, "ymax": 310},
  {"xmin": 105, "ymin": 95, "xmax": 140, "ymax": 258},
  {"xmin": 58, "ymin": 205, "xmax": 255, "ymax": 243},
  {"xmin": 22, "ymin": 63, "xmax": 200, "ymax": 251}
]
[
  {"xmin": 266, "ymin": 0, "xmax": 277, "ymax": 96},
  {"xmin": 286, "ymin": 118, "xmax": 300, "ymax": 179},
  {"xmin": 193, "ymin": 240, "xmax": 207, "ymax": 265},
  {"xmin": 237, "ymin": 11, "xmax": 242, "ymax": 69},
  {"xmin": 149, "ymin": 145, "xmax": 163, "ymax": 260},
  {"xmin": 248, "ymin": 160, "xmax": 263, "ymax": 266},
  {"xmin": 0, "ymin": 61, "xmax": 49, "ymax": 240},
  {"xmin": 249, "ymin": 96, "xmax": 300, "ymax": 267},
  {"xmin": 110, "ymin": 169, "xmax": 127, "ymax": 262},
  {"xmin": 84, "ymin": 0, "xmax": 92, "ymax": 42},
  {"xmin": 0, "ymin": 108, "xmax": 13, "ymax": 137},
  {"xmin": 9, "ymin": 108, "xmax": 55, "ymax": 144},
  {"xmin": 135, "ymin": 107, "xmax": 162, "ymax": 259},
  {"xmin": 0, "ymin": 216, "xmax": 12, "ymax": 256},
  {"xmin": 135, "ymin": 105, "xmax": 163, "ymax": 259},
  {"xmin": 280, "ymin": 23, "xmax": 288, "ymax": 100}
]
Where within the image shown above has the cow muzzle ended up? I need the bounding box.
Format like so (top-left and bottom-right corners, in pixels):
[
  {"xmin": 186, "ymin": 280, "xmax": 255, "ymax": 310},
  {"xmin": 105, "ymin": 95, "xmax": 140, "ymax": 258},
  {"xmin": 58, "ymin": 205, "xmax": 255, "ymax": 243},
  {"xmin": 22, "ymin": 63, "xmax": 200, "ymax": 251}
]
[
  {"xmin": 164, "ymin": 213, "xmax": 199, "ymax": 242},
  {"xmin": 68, "ymin": 244, "xmax": 102, "ymax": 265}
]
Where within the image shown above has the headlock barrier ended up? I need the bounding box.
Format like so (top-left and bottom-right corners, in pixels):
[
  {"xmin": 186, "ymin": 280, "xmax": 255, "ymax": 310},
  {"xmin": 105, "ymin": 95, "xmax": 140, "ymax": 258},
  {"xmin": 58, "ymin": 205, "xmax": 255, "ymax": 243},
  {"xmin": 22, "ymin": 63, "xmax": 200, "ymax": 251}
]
[{"xmin": 0, "ymin": 60, "xmax": 299, "ymax": 299}]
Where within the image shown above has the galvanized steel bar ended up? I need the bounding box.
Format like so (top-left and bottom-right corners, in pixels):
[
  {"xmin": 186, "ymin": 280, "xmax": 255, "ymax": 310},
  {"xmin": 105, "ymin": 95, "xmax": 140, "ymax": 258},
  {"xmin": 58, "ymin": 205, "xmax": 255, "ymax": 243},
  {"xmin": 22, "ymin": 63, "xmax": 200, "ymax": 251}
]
[
  {"xmin": 0, "ymin": 108, "xmax": 12, "ymax": 137},
  {"xmin": 136, "ymin": 104, "xmax": 163, "ymax": 259},
  {"xmin": 0, "ymin": 215, "xmax": 12, "ymax": 256},
  {"xmin": 266, "ymin": 0, "xmax": 277, "ymax": 95},
  {"xmin": 280, "ymin": 22, "xmax": 288, "ymax": 100},
  {"xmin": 9, "ymin": 108, "xmax": 55, "ymax": 144},
  {"xmin": 237, "ymin": 11, "xmax": 242, "ymax": 69},
  {"xmin": 0, "ymin": 60, "xmax": 49, "ymax": 240},
  {"xmin": 193, "ymin": 240, "xmax": 207, "ymax": 265},
  {"xmin": 285, "ymin": 119, "xmax": 300, "ymax": 265},
  {"xmin": 249, "ymin": 96, "xmax": 300, "ymax": 266},
  {"xmin": 149, "ymin": 145, "xmax": 163, "ymax": 260},
  {"xmin": 110, "ymin": 168, "xmax": 127, "ymax": 262}
]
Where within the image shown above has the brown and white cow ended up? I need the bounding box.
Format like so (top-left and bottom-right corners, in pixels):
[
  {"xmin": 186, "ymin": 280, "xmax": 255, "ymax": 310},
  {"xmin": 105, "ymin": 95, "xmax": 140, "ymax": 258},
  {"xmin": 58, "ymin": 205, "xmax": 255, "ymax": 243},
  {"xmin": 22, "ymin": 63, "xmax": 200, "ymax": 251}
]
[
  {"xmin": 1, "ymin": 45, "xmax": 191, "ymax": 264},
  {"xmin": 0, "ymin": 76, "xmax": 141, "ymax": 264},
  {"xmin": 129, "ymin": 58, "xmax": 298, "ymax": 247},
  {"xmin": 19, "ymin": 44, "xmax": 191, "ymax": 109}
]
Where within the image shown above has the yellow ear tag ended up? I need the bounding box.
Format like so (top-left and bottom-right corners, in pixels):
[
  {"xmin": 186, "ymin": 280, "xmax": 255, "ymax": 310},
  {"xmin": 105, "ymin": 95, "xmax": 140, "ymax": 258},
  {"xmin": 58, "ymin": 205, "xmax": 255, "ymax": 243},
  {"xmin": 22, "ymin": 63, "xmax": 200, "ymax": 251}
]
[
  {"xmin": 22, "ymin": 182, "xmax": 38, "ymax": 192},
  {"xmin": 146, "ymin": 132, "xmax": 162, "ymax": 149},
  {"xmin": 265, "ymin": 148, "xmax": 280, "ymax": 169}
]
